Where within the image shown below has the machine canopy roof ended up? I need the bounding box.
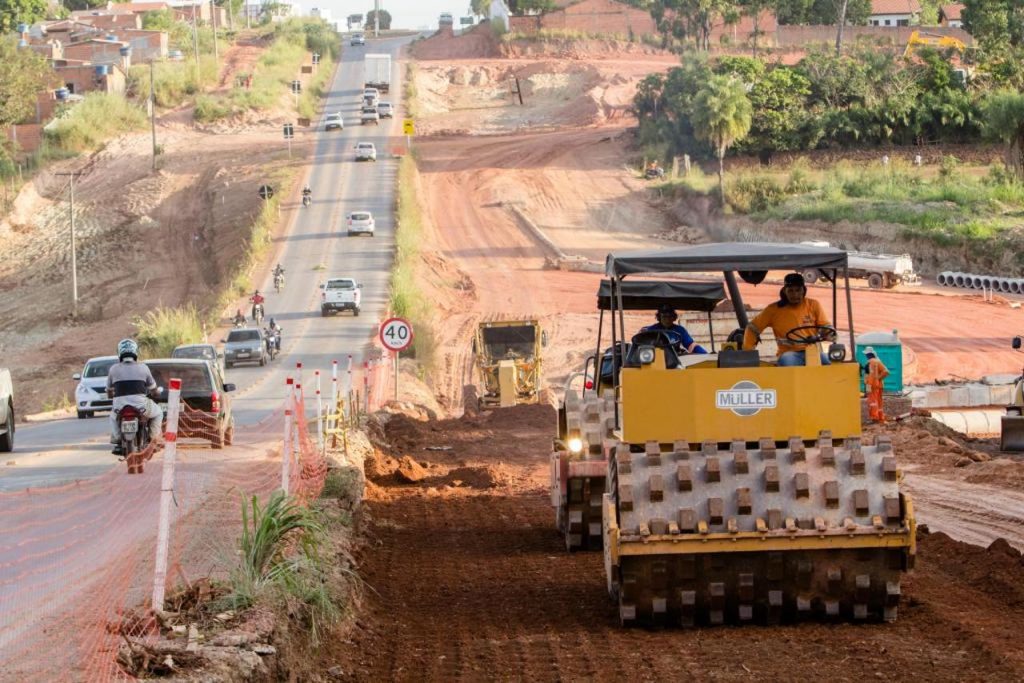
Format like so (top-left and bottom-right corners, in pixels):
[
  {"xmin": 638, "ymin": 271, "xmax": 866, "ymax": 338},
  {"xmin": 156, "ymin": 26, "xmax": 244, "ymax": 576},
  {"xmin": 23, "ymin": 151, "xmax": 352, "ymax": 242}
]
[
  {"xmin": 596, "ymin": 280, "xmax": 726, "ymax": 312},
  {"xmin": 605, "ymin": 242, "xmax": 848, "ymax": 278}
]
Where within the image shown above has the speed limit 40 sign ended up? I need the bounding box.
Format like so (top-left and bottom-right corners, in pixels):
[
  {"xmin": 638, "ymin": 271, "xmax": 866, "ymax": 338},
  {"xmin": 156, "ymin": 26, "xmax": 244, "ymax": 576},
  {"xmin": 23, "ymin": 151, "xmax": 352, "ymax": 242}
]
[{"xmin": 380, "ymin": 317, "xmax": 413, "ymax": 352}]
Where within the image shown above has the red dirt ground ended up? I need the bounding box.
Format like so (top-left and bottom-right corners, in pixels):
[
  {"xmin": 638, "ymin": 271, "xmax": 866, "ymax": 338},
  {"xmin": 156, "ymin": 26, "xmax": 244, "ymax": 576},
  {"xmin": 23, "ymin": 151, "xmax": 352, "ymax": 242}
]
[{"xmin": 331, "ymin": 406, "xmax": 1024, "ymax": 681}]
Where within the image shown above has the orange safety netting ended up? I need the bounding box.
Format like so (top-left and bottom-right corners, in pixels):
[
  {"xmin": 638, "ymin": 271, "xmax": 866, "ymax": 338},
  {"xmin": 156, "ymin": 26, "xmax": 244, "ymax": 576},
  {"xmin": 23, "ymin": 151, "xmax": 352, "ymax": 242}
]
[{"xmin": 0, "ymin": 357, "xmax": 375, "ymax": 680}]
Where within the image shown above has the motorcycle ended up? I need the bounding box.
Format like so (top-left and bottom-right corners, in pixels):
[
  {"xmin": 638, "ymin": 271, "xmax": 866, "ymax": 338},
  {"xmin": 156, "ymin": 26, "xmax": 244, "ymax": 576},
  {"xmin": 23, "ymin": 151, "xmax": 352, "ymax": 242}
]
[
  {"xmin": 252, "ymin": 303, "xmax": 265, "ymax": 325},
  {"xmin": 233, "ymin": 316, "xmax": 246, "ymax": 328},
  {"xmin": 302, "ymin": 193, "xmax": 312, "ymax": 207},
  {"xmin": 274, "ymin": 272, "xmax": 284, "ymax": 293},
  {"xmin": 644, "ymin": 166, "xmax": 665, "ymax": 180},
  {"xmin": 265, "ymin": 330, "xmax": 278, "ymax": 360},
  {"xmin": 116, "ymin": 404, "xmax": 150, "ymax": 457}
]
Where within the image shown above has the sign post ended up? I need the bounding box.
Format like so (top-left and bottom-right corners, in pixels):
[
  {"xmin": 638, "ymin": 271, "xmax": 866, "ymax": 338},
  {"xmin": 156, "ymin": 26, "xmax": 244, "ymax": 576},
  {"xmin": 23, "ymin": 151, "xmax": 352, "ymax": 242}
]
[
  {"xmin": 379, "ymin": 317, "xmax": 413, "ymax": 402},
  {"xmin": 402, "ymin": 118, "xmax": 414, "ymax": 153},
  {"xmin": 283, "ymin": 123, "xmax": 294, "ymax": 158}
]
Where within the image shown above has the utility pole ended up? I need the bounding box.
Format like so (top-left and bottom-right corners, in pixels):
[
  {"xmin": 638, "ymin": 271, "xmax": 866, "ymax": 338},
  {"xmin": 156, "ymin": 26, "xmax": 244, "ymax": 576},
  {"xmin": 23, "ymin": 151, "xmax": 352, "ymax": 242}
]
[
  {"xmin": 54, "ymin": 171, "xmax": 85, "ymax": 314},
  {"xmin": 374, "ymin": 0, "xmax": 379, "ymax": 36},
  {"xmin": 210, "ymin": 0, "xmax": 219, "ymax": 64},
  {"xmin": 149, "ymin": 61, "xmax": 158, "ymax": 172},
  {"xmin": 246, "ymin": 0, "xmax": 251, "ymax": 29},
  {"xmin": 192, "ymin": 3, "xmax": 201, "ymax": 86}
]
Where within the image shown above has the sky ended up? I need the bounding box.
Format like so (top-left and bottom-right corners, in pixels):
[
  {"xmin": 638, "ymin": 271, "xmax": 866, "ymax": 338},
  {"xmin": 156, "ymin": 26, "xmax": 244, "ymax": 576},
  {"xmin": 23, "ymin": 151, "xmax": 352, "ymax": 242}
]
[{"xmin": 299, "ymin": 0, "xmax": 473, "ymax": 30}]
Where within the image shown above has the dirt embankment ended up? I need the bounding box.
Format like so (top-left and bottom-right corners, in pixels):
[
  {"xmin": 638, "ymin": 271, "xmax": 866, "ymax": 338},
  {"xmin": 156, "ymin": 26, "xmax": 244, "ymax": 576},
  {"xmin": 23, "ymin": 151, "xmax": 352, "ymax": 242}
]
[
  {"xmin": 0, "ymin": 36, "xmax": 314, "ymax": 414},
  {"xmin": 329, "ymin": 406, "xmax": 1024, "ymax": 681}
]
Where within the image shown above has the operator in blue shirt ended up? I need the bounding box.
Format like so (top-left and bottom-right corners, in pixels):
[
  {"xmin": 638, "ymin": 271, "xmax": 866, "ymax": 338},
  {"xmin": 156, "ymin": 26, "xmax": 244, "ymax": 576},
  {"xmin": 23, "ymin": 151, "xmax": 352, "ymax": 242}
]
[{"xmin": 642, "ymin": 304, "xmax": 708, "ymax": 355}]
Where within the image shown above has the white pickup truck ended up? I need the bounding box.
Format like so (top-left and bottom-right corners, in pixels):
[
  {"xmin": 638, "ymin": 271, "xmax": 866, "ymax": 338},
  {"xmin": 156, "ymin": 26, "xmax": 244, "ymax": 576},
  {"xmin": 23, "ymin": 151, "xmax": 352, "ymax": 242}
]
[
  {"xmin": 0, "ymin": 369, "xmax": 13, "ymax": 452},
  {"xmin": 320, "ymin": 278, "xmax": 363, "ymax": 317}
]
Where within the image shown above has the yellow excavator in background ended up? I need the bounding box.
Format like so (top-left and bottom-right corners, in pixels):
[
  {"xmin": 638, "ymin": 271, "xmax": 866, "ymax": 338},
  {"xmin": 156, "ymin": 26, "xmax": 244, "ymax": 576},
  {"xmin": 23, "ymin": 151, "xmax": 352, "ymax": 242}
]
[{"xmin": 903, "ymin": 30, "xmax": 968, "ymax": 57}]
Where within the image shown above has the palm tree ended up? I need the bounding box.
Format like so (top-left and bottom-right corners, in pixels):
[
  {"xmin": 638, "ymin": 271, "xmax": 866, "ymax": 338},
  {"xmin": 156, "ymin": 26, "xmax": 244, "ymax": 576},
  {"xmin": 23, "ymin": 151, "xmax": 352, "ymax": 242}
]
[{"xmin": 691, "ymin": 75, "xmax": 753, "ymax": 204}]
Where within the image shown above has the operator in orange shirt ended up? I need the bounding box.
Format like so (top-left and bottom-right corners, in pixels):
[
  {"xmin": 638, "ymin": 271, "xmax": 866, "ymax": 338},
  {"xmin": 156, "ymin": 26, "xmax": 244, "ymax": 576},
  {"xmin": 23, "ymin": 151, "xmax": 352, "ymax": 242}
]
[{"xmin": 742, "ymin": 272, "xmax": 835, "ymax": 366}]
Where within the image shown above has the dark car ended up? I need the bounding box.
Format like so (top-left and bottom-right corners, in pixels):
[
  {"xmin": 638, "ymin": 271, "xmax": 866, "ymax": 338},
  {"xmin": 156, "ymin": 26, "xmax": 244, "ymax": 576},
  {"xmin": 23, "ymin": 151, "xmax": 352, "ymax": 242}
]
[{"xmin": 146, "ymin": 359, "xmax": 236, "ymax": 448}]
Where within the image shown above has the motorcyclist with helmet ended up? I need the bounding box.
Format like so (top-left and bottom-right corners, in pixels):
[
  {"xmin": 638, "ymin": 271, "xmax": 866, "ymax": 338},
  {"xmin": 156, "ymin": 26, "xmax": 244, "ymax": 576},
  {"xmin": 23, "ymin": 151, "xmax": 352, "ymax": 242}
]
[
  {"xmin": 301, "ymin": 184, "xmax": 312, "ymax": 207},
  {"xmin": 268, "ymin": 317, "xmax": 283, "ymax": 351},
  {"xmin": 232, "ymin": 309, "xmax": 246, "ymax": 327},
  {"xmin": 107, "ymin": 339, "xmax": 163, "ymax": 456},
  {"xmin": 249, "ymin": 290, "xmax": 265, "ymax": 321},
  {"xmin": 273, "ymin": 263, "xmax": 285, "ymax": 291}
]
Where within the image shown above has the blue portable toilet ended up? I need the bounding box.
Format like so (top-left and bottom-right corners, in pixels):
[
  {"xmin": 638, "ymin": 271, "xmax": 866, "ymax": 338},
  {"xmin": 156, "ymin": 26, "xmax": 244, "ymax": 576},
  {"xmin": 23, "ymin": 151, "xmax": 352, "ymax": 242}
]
[
  {"xmin": 855, "ymin": 330, "xmax": 903, "ymax": 394},
  {"xmin": 55, "ymin": 87, "xmax": 70, "ymax": 100}
]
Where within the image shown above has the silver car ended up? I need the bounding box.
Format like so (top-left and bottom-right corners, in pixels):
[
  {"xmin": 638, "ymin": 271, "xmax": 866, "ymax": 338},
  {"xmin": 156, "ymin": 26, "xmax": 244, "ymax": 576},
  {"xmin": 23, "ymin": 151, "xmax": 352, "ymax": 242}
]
[
  {"xmin": 172, "ymin": 343, "xmax": 223, "ymax": 369},
  {"xmin": 355, "ymin": 142, "xmax": 377, "ymax": 161},
  {"xmin": 347, "ymin": 211, "xmax": 375, "ymax": 236},
  {"xmin": 377, "ymin": 101, "xmax": 393, "ymax": 118},
  {"xmin": 73, "ymin": 355, "xmax": 118, "ymax": 418},
  {"xmin": 325, "ymin": 112, "xmax": 344, "ymax": 131},
  {"xmin": 222, "ymin": 328, "xmax": 267, "ymax": 368}
]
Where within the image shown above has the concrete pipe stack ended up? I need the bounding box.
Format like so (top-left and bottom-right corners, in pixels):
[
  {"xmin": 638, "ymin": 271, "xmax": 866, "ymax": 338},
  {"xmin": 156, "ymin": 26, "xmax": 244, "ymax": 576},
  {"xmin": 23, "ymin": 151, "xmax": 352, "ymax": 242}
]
[{"xmin": 936, "ymin": 270, "xmax": 1024, "ymax": 294}]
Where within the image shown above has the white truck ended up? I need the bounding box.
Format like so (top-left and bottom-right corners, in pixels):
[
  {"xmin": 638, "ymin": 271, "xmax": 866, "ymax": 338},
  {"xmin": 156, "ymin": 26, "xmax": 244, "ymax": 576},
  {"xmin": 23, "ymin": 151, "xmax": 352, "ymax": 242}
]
[
  {"xmin": 320, "ymin": 278, "xmax": 363, "ymax": 317},
  {"xmin": 364, "ymin": 53, "xmax": 391, "ymax": 94},
  {"xmin": 800, "ymin": 241, "xmax": 920, "ymax": 289},
  {"xmin": 0, "ymin": 369, "xmax": 13, "ymax": 452}
]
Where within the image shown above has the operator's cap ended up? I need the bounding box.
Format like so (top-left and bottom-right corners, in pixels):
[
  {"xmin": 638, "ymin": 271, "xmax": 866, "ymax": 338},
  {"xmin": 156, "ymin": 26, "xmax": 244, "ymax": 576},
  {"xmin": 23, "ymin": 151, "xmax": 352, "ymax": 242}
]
[
  {"xmin": 864, "ymin": 346, "xmax": 877, "ymax": 357},
  {"xmin": 783, "ymin": 272, "xmax": 806, "ymax": 287},
  {"xmin": 656, "ymin": 303, "xmax": 678, "ymax": 317}
]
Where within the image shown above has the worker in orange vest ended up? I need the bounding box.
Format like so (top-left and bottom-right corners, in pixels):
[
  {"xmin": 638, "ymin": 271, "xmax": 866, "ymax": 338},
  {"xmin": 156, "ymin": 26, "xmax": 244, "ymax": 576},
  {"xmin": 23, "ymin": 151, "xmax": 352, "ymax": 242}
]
[{"xmin": 864, "ymin": 346, "xmax": 890, "ymax": 423}]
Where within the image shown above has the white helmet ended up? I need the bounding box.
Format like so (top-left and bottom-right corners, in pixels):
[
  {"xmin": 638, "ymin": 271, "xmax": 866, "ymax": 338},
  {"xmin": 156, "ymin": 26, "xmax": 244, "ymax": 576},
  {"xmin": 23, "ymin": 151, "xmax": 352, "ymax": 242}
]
[{"xmin": 118, "ymin": 338, "xmax": 139, "ymax": 361}]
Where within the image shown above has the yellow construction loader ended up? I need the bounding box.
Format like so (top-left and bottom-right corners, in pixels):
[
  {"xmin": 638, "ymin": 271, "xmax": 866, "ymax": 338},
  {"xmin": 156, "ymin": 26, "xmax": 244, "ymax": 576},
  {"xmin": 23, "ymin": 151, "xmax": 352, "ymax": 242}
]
[
  {"xmin": 1001, "ymin": 336, "xmax": 1024, "ymax": 450},
  {"xmin": 555, "ymin": 242, "xmax": 915, "ymax": 627},
  {"xmin": 472, "ymin": 319, "xmax": 545, "ymax": 408}
]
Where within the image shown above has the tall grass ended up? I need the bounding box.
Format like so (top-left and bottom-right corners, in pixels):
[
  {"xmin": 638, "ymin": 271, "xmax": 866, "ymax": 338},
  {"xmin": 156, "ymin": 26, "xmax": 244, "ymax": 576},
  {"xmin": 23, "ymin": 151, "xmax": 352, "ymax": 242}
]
[
  {"xmin": 133, "ymin": 304, "xmax": 204, "ymax": 357},
  {"xmin": 128, "ymin": 55, "xmax": 219, "ymax": 108},
  {"xmin": 45, "ymin": 93, "xmax": 147, "ymax": 152},
  {"xmin": 196, "ymin": 18, "xmax": 332, "ymax": 121},
  {"xmin": 391, "ymin": 155, "xmax": 436, "ymax": 368},
  {"xmin": 403, "ymin": 63, "xmax": 419, "ymax": 119},
  {"xmin": 229, "ymin": 491, "xmax": 338, "ymax": 645},
  {"xmin": 298, "ymin": 54, "xmax": 335, "ymax": 120}
]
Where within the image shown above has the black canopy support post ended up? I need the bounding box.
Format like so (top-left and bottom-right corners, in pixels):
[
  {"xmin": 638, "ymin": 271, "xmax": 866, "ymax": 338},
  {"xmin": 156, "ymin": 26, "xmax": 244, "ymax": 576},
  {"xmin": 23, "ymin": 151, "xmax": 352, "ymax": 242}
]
[
  {"xmin": 707, "ymin": 311, "xmax": 715, "ymax": 352},
  {"xmin": 844, "ymin": 266, "xmax": 855, "ymax": 354},
  {"xmin": 610, "ymin": 277, "xmax": 619, "ymax": 429},
  {"xmin": 594, "ymin": 309, "xmax": 604, "ymax": 396},
  {"xmin": 723, "ymin": 271, "xmax": 749, "ymax": 328},
  {"xmin": 832, "ymin": 269, "xmax": 838, "ymax": 329}
]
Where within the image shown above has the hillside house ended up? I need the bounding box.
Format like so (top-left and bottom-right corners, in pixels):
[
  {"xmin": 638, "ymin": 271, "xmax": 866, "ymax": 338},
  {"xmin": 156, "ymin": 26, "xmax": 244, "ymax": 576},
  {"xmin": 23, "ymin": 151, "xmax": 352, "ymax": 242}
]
[
  {"xmin": 868, "ymin": 0, "xmax": 922, "ymax": 27},
  {"xmin": 939, "ymin": 3, "xmax": 964, "ymax": 28}
]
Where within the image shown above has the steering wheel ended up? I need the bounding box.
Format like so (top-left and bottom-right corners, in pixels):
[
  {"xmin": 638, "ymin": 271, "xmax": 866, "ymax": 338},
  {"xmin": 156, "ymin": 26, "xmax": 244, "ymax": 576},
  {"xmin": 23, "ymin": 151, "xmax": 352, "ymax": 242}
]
[
  {"xmin": 633, "ymin": 329, "xmax": 680, "ymax": 349},
  {"xmin": 785, "ymin": 325, "xmax": 837, "ymax": 345}
]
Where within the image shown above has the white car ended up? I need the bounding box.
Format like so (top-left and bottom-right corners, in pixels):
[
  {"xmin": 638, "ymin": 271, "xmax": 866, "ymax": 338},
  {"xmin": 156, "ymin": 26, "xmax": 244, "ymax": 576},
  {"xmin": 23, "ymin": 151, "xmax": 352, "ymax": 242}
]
[
  {"xmin": 73, "ymin": 355, "xmax": 118, "ymax": 418},
  {"xmin": 362, "ymin": 88, "xmax": 380, "ymax": 106},
  {"xmin": 350, "ymin": 32, "xmax": 365, "ymax": 46},
  {"xmin": 377, "ymin": 101, "xmax": 394, "ymax": 118},
  {"xmin": 355, "ymin": 142, "xmax": 377, "ymax": 161},
  {"xmin": 325, "ymin": 112, "xmax": 344, "ymax": 130},
  {"xmin": 360, "ymin": 107, "xmax": 379, "ymax": 125},
  {"xmin": 347, "ymin": 211, "xmax": 375, "ymax": 236}
]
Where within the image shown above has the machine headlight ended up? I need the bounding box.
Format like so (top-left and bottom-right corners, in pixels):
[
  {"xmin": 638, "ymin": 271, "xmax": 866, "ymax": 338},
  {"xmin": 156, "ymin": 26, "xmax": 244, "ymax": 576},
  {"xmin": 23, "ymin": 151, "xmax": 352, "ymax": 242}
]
[
  {"xmin": 567, "ymin": 437, "xmax": 584, "ymax": 454},
  {"xmin": 828, "ymin": 343, "xmax": 847, "ymax": 362},
  {"xmin": 638, "ymin": 347, "xmax": 656, "ymax": 365},
  {"xmin": 76, "ymin": 383, "xmax": 88, "ymax": 395}
]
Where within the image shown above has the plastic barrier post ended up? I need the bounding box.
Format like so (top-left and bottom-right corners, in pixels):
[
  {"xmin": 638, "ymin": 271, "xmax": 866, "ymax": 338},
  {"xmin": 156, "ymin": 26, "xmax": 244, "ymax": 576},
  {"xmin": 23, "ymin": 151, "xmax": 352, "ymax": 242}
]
[
  {"xmin": 283, "ymin": 377, "xmax": 294, "ymax": 494},
  {"xmin": 331, "ymin": 360, "xmax": 338, "ymax": 429},
  {"xmin": 151, "ymin": 377, "xmax": 182, "ymax": 613},
  {"xmin": 315, "ymin": 370, "xmax": 324, "ymax": 452}
]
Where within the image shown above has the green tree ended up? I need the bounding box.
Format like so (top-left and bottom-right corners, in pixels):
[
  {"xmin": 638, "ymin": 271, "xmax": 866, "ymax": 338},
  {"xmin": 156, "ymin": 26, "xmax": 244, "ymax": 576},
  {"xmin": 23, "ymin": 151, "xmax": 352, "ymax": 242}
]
[
  {"xmin": 981, "ymin": 90, "xmax": 1024, "ymax": 177},
  {"xmin": 691, "ymin": 75, "xmax": 753, "ymax": 202},
  {"xmin": 0, "ymin": 36, "xmax": 57, "ymax": 127},
  {"xmin": 0, "ymin": 0, "xmax": 48, "ymax": 33},
  {"xmin": 746, "ymin": 67, "xmax": 813, "ymax": 159},
  {"xmin": 738, "ymin": 0, "xmax": 774, "ymax": 54},
  {"xmin": 365, "ymin": 8, "xmax": 392, "ymax": 29},
  {"xmin": 470, "ymin": 0, "xmax": 490, "ymax": 18},
  {"xmin": 61, "ymin": 0, "xmax": 107, "ymax": 9}
]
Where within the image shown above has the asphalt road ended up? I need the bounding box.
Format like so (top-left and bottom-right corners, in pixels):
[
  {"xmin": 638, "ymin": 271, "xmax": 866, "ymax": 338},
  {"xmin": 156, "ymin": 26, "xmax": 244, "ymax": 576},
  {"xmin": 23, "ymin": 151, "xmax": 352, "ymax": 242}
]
[{"xmin": 0, "ymin": 37, "xmax": 408, "ymax": 492}]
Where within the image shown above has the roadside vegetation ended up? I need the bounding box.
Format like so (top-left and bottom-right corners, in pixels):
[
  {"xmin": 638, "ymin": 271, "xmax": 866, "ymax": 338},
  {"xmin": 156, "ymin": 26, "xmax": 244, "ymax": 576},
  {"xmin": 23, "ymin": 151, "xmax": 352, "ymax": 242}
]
[
  {"xmin": 133, "ymin": 304, "xmax": 205, "ymax": 357},
  {"xmin": 45, "ymin": 93, "xmax": 148, "ymax": 152},
  {"xmin": 195, "ymin": 18, "xmax": 338, "ymax": 122},
  {"xmin": 126, "ymin": 10, "xmax": 220, "ymax": 108},
  {"xmin": 391, "ymin": 154, "xmax": 436, "ymax": 370}
]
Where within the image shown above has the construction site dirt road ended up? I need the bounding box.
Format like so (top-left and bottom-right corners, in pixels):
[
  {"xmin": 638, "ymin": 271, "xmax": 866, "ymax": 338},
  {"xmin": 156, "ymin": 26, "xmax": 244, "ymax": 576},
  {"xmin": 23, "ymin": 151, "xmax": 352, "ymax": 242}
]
[{"xmin": 333, "ymin": 407, "xmax": 1024, "ymax": 681}]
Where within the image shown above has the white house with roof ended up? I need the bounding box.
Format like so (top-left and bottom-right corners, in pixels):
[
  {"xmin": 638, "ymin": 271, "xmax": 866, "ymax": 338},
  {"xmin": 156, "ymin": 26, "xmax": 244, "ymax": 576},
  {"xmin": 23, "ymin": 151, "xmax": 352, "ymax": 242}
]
[
  {"xmin": 939, "ymin": 3, "xmax": 964, "ymax": 28},
  {"xmin": 868, "ymin": 0, "xmax": 921, "ymax": 26}
]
